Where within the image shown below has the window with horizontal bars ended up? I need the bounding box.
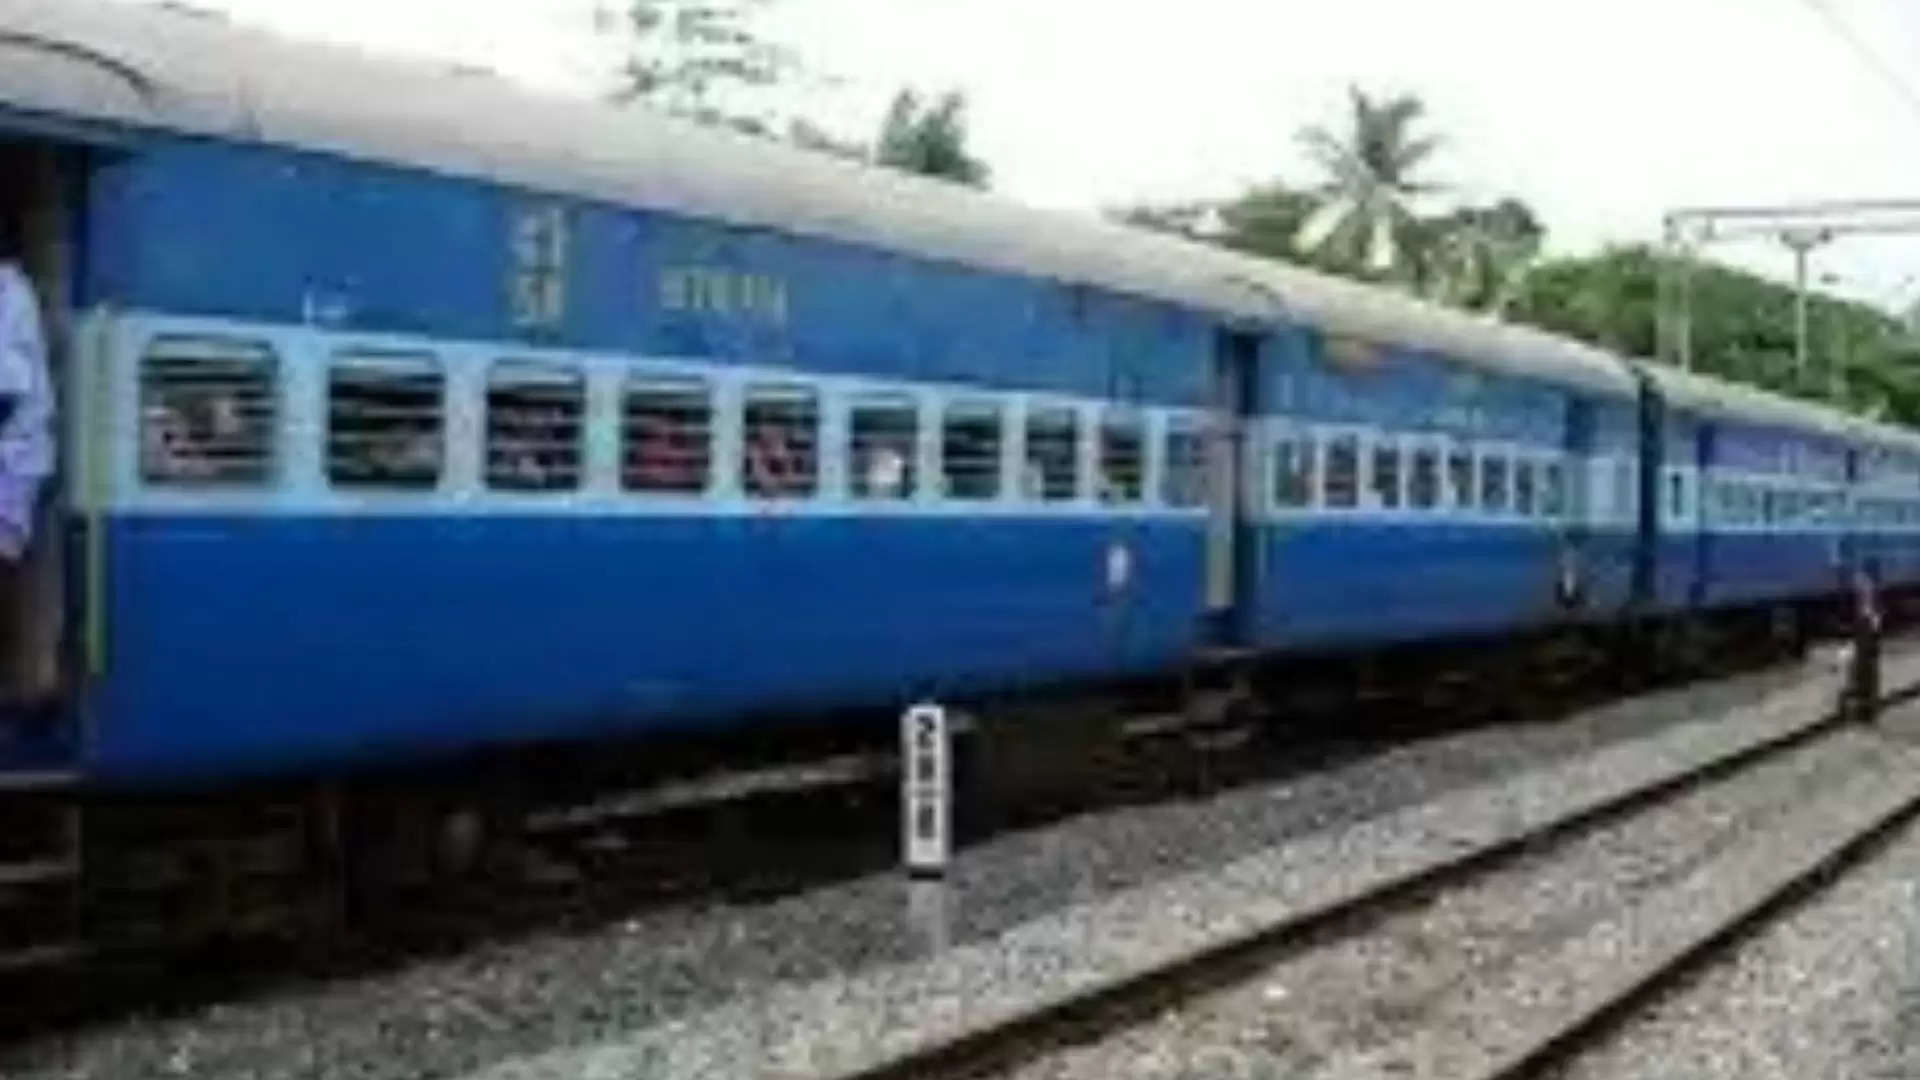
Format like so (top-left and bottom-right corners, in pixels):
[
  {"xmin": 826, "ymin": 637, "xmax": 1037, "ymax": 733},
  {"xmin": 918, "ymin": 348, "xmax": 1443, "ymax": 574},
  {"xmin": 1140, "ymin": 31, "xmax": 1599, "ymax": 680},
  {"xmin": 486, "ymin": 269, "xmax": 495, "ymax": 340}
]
[
  {"xmin": 485, "ymin": 362, "xmax": 584, "ymax": 491},
  {"xmin": 1481, "ymin": 453, "xmax": 1509, "ymax": 512},
  {"xmin": 1098, "ymin": 414, "xmax": 1145, "ymax": 504},
  {"xmin": 850, "ymin": 395, "xmax": 918, "ymax": 500},
  {"xmin": 941, "ymin": 401, "xmax": 1003, "ymax": 500},
  {"xmin": 1161, "ymin": 422, "xmax": 1208, "ymax": 508},
  {"xmin": 1410, "ymin": 446, "xmax": 1438, "ymax": 510},
  {"xmin": 140, "ymin": 336, "xmax": 278, "ymax": 486},
  {"xmin": 1371, "ymin": 441, "xmax": 1401, "ymax": 509},
  {"xmin": 1273, "ymin": 434, "xmax": 1315, "ymax": 508},
  {"xmin": 1023, "ymin": 408, "xmax": 1079, "ymax": 501},
  {"xmin": 742, "ymin": 384, "xmax": 818, "ymax": 498},
  {"xmin": 1324, "ymin": 435, "xmax": 1359, "ymax": 508},
  {"xmin": 623, "ymin": 377, "xmax": 711, "ymax": 493},
  {"xmin": 1542, "ymin": 461, "xmax": 1565, "ymax": 518},
  {"xmin": 327, "ymin": 352, "xmax": 442, "ymax": 489},
  {"xmin": 1447, "ymin": 447, "xmax": 1474, "ymax": 509}
]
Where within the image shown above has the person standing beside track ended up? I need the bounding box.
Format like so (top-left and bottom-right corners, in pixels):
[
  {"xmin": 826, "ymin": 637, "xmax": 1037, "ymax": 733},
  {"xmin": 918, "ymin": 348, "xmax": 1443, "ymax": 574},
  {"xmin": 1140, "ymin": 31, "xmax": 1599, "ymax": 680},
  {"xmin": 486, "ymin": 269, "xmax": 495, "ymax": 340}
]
[{"xmin": 1849, "ymin": 561, "xmax": 1883, "ymax": 724}]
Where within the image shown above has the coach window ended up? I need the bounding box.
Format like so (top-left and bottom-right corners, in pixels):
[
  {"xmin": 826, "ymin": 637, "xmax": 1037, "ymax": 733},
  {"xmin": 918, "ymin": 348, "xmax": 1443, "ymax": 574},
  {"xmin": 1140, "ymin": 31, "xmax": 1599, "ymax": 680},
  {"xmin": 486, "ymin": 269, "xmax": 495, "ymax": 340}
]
[
  {"xmin": 848, "ymin": 395, "xmax": 918, "ymax": 500},
  {"xmin": 742, "ymin": 384, "xmax": 819, "ymax": 498},
  {"xmin": 1324, "ymin": 435, "xmax": 1359, "ymax": 508},
  {"xmin": 1514, "ymin": 459, "xmax": 1536, "ymax": 517},
  {"xmin": 486, "ymin": 362, "xmax": 584, "ymax": 491},
  {"xmin": 623, "ymin": 377, "xmax": 712, "ymax": 494},
  {"xmin": 1098, "ymin": 413, "xmax": 1145, "ymax": 504},
  {"xmin": 1024, "ymin": 407, "xmax": 1079, "ymax": 501},
  {"xmin": 1447, "ymin": 446, "xmax": 1473, "ymax": 510},
  {"xmin": 1542, "ymin": 460, "xmax": 1566, "ymax": 518},
  {"xmin": 1481, "ymin": 453, "xmax": 1509, "ymax": 513},
  {"xmin": 1370, "ymin": 438, "xmax": 1402, "ymax": 509},
  {"xmin": 1273, "ymin": 433, "xmax": 1316, "ymax": 508},
  {"xmin": 1162, "ymin": 420, "xmax": 1208, "ymax": 508},
  {"xmin": 1409, "ymin": 445, "xmax": 1439, "ymax": 510},
  {"xmin": 140, "ymin": 336, "xmax": 279, "ymax": 486},
  {"xmin": 1668, "ymin": 473, "xmax": 1685, "ymax": 521},
  {"xmin": 328, "ymin": 351, "xmax": 442, "ymax": 489},
  {"xmin": 942, "ymin": 401, "xmax": 1003, "ymax": 500}
]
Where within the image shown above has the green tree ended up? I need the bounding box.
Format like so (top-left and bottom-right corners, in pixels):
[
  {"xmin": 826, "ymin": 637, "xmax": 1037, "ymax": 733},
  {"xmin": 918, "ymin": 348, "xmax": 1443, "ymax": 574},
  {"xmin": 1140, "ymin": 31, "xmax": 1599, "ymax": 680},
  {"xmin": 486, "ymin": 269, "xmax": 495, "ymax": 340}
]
[
  {"xmin": 1421, "ymin": 199, "xmax": 1544, "ymax": 314},
  {"xmin": 610, "ymin": 0, "xmax": 799, "ymax": 135},
  {"xmin": 874, "ymin": 90, "xmax": 990, "ymax": 187},
  {"xmin": 1294, "ymin": 87, "xmax": 1445, "ymax": 280},
  {"xmin": 1511, "ymin": 245, "xmax": 1918, "ymax": 422},
  {"xmin": 1113, "ymin": 184, "xmax": 1337, "ymax": 272}
]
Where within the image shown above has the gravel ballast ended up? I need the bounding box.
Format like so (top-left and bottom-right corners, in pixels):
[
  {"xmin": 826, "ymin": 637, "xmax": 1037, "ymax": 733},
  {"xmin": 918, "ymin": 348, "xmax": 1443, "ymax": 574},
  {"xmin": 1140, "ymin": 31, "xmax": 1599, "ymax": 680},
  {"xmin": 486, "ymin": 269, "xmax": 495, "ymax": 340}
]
[
  {"xmin": 0, "ymin": 651, "xmax": 1881, "ymax": 1080},
  {"xmin": 989, "ymin": 727, "xmax": 1901, "ymax": 1080},
  {"xmin": 1544, "ymin": 702, "xmax": 1920, "ymax": 1080},
  {"xmin": 454, "ymin": 663, "xmax": 1850, "ymax": 1080}
]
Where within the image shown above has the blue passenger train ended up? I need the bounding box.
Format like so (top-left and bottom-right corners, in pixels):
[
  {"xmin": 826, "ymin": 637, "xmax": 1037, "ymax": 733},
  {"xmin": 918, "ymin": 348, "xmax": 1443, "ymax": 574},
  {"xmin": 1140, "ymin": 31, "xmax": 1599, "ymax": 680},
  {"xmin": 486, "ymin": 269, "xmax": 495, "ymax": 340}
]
[{"xmin": 0, "ymin": 0, "xmax": 1916, "ymax": 801}]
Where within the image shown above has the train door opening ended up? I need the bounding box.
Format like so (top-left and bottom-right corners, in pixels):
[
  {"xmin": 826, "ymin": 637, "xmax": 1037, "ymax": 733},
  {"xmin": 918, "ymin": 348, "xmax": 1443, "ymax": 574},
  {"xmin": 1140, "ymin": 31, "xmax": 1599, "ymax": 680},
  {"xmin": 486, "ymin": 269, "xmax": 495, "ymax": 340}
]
[
  {"xmin": 1203, "ymin": 329, "xmax": 1259, "ymax": 647},
  {"xmin": 0, "ymin": 139, "xmax": 75, "ymax": 718}
]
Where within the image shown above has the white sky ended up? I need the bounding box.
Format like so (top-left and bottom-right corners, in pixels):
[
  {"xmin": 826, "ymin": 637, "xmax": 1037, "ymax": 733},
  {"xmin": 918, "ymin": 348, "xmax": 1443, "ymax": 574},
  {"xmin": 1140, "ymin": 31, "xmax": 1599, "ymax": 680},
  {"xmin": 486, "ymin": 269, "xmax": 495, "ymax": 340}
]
[{"xmin": 188, "ymin": 0, "xmax": 1920, "ymax": 309}]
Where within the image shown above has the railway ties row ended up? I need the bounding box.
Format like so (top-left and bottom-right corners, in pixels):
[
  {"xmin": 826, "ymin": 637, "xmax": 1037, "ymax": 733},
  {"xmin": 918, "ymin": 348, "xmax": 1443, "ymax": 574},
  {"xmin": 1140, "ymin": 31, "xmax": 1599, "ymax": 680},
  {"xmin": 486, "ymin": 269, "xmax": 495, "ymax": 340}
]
[{"xmin": 457, "ymin": 646, "xmax": 1920, "ymax": 1080}]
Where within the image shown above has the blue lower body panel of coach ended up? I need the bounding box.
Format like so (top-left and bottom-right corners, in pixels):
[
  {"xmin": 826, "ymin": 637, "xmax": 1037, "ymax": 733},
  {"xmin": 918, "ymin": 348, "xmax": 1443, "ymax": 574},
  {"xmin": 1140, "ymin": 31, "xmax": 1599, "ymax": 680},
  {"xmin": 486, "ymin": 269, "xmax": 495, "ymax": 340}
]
[
  {"xmin": 84, "ymin": 512, "xmax": 1207, "ymax": 785},
  {"xmin": 1245, "ymin": 522, "xmax": 1634, "ymax": 650},
  {"xmin": 1700, "ymin": 531, "xmax": 1842, "ymax": 608}
]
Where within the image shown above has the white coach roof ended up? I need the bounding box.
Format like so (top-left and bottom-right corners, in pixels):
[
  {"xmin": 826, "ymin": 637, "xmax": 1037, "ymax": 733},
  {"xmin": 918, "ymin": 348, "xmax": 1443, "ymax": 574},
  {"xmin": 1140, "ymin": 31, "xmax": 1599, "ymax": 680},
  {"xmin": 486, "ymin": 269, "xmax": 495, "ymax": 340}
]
[
  {"xmin": 8, "ymin": 0, "xmax": 1906, "ymax": 444},
  {"xmin": 1634, "ymin": 363, "xmax": 1862, "ymax": 440},
  {"xmin": 0, "ymin": 0, "xmax": 1654, "ymax": 397},
  {"xmin": 20, "ymin": 0, "xmax": 1918, "ymax": 452}
]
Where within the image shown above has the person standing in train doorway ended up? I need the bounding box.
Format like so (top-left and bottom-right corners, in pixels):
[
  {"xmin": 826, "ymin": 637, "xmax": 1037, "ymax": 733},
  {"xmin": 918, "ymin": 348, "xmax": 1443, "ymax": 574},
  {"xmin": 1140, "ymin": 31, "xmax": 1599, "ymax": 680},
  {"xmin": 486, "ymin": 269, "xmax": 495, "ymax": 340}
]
[{"xmin": 0, "ymin": 193, "xmax": 56, "ymax": 727}]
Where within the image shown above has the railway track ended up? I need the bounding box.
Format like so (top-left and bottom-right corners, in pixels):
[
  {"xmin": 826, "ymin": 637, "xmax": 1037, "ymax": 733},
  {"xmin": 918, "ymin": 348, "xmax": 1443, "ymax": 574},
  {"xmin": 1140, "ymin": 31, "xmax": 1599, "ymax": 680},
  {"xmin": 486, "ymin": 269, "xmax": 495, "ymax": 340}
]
[
  {"xmin": 443, "ymin": 646, "xmax": 1920, "ymax": 1080},
  {"xmin": 0, "ymin": 636, "xmax": 1888, "ymax": 1052},
  {"xmin": 811, "ymin": 669, "xmax": 1920, "ymax": 1080}
]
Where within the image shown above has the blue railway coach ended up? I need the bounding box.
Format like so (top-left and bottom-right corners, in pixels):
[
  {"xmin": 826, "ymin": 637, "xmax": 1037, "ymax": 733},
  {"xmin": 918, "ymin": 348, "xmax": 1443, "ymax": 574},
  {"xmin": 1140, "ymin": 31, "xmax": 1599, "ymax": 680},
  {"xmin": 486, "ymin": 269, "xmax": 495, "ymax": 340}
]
[{"xmin": 0, "ymin": 0, "xmax": 1916, "ymax": 797}]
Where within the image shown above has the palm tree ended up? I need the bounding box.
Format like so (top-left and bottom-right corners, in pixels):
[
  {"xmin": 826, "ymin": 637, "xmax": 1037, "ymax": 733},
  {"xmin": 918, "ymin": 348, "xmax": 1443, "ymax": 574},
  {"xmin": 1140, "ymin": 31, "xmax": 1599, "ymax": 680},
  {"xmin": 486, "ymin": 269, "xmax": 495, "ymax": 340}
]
[{"xmin": 1294, "ymin": 87, "xmax": 1444, "ymax": 279}]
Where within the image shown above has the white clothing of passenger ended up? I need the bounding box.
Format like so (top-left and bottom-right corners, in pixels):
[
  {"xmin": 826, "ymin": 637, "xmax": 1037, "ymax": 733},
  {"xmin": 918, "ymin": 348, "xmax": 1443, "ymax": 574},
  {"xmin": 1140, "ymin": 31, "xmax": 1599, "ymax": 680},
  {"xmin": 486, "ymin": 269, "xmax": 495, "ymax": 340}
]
[{"xmin": 0, "ymin": 263, "xmax": 52, "ymax": 560}]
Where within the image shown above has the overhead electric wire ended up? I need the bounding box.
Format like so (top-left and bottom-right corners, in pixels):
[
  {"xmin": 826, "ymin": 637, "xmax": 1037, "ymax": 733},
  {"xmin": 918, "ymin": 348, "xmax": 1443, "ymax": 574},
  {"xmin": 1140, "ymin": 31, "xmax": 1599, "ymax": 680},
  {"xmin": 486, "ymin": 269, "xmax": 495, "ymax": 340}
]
[{"xmin": 1796, "ymin": 0, "xmax": 1920, "ymax": 129}]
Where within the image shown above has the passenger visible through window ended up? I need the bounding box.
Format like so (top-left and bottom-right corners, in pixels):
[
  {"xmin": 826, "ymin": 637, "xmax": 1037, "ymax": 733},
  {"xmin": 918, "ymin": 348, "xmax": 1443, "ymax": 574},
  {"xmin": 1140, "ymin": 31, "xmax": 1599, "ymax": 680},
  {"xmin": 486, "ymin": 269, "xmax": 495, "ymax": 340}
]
[
  {"xmin": 942, "ymin": 401, "xmax": 1003, "ymax": 500},
  {"xmin": 1024, "ymin": 407, "xmax": 1080, "ymax": 501},
  {"xmin": 1515, "ymin": 459, "xmax": 1536, "ymax": 516},
  {"xmin": 328, "ymin": 352, "xmax": 442, "ymax": 489},
  {"xmin": 485, "ymin": 362, "xmax": 584, "ymax": 491},
  {"xmin": 623, "ymin": 377, "xmax": 712, "ymax": 493},
  {"xmin": 140, "ymin": 336, "xmax": 278, "ymax": 486},
  {"xmin": 849, "ymin": 395, "xmax": 918, "ymax": 500},
  {"xmin": 742, "ymin": 384, "xmax": 819, "ymax": 498},
  {"xmin": 1098, "ymin": 413, "xmax": 1145, "ymax": 503}
]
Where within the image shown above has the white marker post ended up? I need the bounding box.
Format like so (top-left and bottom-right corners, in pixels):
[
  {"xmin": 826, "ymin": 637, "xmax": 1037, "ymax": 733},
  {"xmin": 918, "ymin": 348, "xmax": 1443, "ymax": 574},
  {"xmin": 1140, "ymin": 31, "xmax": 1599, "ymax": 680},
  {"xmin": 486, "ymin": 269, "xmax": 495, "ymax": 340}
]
[{"xmin": 902, "ymin": 702, "xmax": 952, "ymax": 878}]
